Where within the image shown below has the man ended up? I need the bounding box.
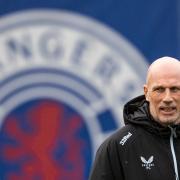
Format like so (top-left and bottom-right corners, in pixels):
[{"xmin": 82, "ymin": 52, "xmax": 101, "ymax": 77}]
[{"xmin": 89, "ymin": 57, "xmax": 180, "ymax": 180}]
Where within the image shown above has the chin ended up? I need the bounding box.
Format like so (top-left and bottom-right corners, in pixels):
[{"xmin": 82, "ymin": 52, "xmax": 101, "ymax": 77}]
[{"xmin": 159, "ymin": 118, "xmax": 178, "ymax": 126}]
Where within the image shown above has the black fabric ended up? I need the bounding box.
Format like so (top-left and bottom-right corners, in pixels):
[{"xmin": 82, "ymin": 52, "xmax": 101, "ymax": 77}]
[{"xmin": 89, "ymin": 95, "xmax": 180, "ymax": 180}]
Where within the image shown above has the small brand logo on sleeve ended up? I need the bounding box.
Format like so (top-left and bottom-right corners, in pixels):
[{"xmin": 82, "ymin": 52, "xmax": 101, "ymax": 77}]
[{"xmin": 119, "ymin": 132, "xmax": 132, "ymax": 146}]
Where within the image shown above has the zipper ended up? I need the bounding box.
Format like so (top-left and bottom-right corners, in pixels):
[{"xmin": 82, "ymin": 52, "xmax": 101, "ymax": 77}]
[{"xmin": 169, "ymin": 126, "xmax": 179, "ymax": 180}]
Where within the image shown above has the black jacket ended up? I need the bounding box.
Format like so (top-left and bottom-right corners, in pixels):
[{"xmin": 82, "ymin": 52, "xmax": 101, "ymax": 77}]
[{"xmin": 89, "ymin": 95, "xmax": 180, "ymax": 180}]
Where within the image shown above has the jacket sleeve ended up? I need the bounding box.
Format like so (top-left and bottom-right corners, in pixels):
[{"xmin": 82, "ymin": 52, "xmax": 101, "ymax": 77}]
[{"xmin": 89, "ymin": 139, "xmax": 125, "ymax": 180}]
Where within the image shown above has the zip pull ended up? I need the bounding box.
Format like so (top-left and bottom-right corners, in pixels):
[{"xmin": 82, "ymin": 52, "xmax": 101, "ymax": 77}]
[
  {"xmin": 169, "ymin": 126, "xmax": 177, "ymax": 138},
  {"xmin": 168, "ymin": 126, "xmax": 179, "ymax": 180}
]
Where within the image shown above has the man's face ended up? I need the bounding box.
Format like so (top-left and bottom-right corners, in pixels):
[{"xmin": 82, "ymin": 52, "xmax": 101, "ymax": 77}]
[{"xmin": 144, "ymin": 68, "xmax": 180, "ymax": 126}]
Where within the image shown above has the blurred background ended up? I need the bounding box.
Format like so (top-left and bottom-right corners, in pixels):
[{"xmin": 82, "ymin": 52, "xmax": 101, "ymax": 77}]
[{"xmin": 0, "ymin": 0, "xmax": 178, "ymax": 179}]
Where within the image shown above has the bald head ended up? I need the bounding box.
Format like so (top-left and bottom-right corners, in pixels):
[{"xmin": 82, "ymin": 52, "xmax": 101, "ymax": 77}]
[{"xmin": 146, "ymin": 56, "xmax": 180, "ymax": 85}]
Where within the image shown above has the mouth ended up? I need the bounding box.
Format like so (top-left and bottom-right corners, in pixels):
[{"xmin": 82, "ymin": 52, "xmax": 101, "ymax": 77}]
[{"xmin": 159, "ymin": 106, "xmax": 176, "ymax": 115}]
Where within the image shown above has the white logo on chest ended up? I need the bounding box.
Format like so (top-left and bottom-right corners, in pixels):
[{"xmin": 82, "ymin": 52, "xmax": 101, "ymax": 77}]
[{"xmin": 140, "ymin": 156, "xmax": 154, "ymax": 170}]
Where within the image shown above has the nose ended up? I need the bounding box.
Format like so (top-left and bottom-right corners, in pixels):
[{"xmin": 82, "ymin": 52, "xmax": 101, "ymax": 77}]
[{"xmin": 163, "ymin": 89, "xmax": 173, "ymax": 103}]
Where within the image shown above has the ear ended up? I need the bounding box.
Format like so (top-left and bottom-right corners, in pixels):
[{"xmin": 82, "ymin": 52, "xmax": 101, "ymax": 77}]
[{"xmin": 143, "ymin": 84, "xmax": 149, "ymax": 101}]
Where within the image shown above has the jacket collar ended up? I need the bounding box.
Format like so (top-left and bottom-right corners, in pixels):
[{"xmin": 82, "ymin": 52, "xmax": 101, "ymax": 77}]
[{"xmin": 123, "ymin": 95, "xmax": 180, "ymax": 137}]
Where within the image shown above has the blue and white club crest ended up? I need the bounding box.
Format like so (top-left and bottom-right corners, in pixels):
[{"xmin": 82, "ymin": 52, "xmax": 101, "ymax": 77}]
[{"xmin": 0, "ymin": 10, "xmax": 148, "ymax": 179}]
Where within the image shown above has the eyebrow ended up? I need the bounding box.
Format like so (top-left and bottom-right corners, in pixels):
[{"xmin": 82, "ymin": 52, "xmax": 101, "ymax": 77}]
[
  {"xmin": 152, "ymin": 85, "xmax": 163, "ymax": 90},
  {"xmin": 152, "ymin": 85, "xmax": 180, "ymax": 90}
]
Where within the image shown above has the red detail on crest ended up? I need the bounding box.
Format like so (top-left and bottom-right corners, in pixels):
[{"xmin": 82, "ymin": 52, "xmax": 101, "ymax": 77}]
[{"xmin": 2, "ymin": 101, "xmax": 85, "ymax": 179}]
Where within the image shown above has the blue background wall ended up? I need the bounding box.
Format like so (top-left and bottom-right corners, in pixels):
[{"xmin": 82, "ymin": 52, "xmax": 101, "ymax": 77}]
[{"xmin": 0, "ymin": 0, "xmax": 179, "ymax": 62}]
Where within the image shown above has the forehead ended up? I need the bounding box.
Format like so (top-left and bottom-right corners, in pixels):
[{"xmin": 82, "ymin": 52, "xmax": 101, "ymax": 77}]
[{"xmin": 148, "ymin": 65, "xmax": 180, "ymax": 87}]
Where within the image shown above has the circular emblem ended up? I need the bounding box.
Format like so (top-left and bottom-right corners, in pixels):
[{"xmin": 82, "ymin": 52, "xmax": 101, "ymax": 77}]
[{"xmin": 0, "ymin": 10, "xmax": 148, "ymax": 179}]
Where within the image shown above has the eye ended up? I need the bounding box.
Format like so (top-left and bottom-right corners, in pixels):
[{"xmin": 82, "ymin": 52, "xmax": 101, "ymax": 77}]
[
  {"xmin": 153, "ymin": 87, "xmax": 165, "ymax": 93},
  {"xmin": 170, "ymin": 87, "xmax": 180, "ymax": 93}
]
